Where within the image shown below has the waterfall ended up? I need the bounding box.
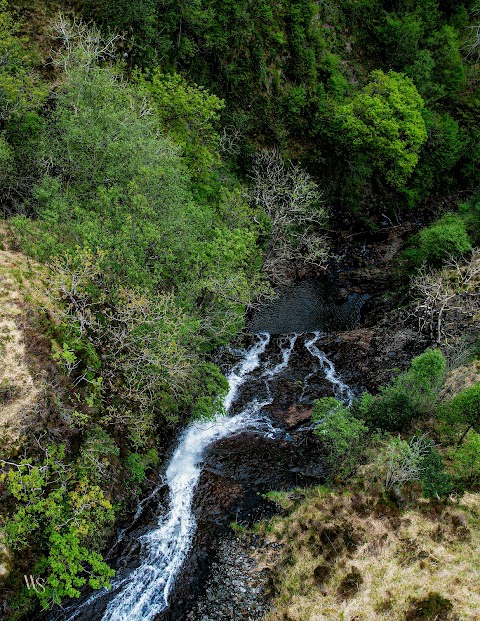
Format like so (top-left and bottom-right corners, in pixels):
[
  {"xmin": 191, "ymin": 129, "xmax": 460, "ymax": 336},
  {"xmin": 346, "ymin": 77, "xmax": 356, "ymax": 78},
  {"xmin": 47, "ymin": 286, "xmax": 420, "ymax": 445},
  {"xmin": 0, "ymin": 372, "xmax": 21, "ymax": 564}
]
[
  {"xmin": 59, "ymin": 331, "xmax": 351, "ymax": 621},
  {"xmin": 100, "ymin": 333, "xmax": 275, "ymax": 621},
  {"xmin": 303, "ymin": 332, "xmax": 354, "ymax": 406}
]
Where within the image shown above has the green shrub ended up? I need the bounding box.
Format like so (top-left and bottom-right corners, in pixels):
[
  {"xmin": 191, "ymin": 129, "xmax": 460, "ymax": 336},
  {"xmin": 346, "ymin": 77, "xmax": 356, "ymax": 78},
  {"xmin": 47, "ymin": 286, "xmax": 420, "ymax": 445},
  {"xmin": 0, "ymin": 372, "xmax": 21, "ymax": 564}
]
[
  {"xmin": 409, "ymin": 112, "xmax": 463, "ymax": 200},
  {"xmin": 418, "ymin": 444, "xmax": 453, "ymax": 498},
  {"xmin": 407, "ymin": 348, "xmax": 446, "ymax": 394},
  {"xmin": 428, "ymin": 25, "xmax": 466, "ymax": 98},
  {"xmin": 408, "ymin": 213, "xmax": 472, "ymax": 266},
  {"xmin": 450, "ymin": 431, "xmax": 480, "ymax": 491},
  {"xmin": 0, "ymin": 446, "xmax": 115, "ymax": 608},
  {"xmin": 362, "ymin": 389, "xmax": 416, "ymax": 433},
  {"xmin": 358, "ymin": 349, "xmax": 446, "ymax": 431},
  {"xmin": 380, "ymin": 13, "xmax": 423, "ymax": 69},
  {"xmin": 312, "ymin": 398, "xmax": 368, "ymax": 478},
  {"xmin": 126, "ymin": 449, "xmax": 159, "ymax": 484},
  {"xmin": 134, "ymin": 70, "xmax": 224, "ymax": 182},
  {"xmin": 439, "ymin": 383, "xmax": 480, "ymax": 443},
  {"xmin": 460, "ymin": 195, "xmax": 480, "ymax": 245},
  {"xmin": 374, "ymin": 435, "xmax": 452, "ymax": 498},
  {"xmin": 0, "ymin": 0, "xmax": 46, "ymax": 214}
]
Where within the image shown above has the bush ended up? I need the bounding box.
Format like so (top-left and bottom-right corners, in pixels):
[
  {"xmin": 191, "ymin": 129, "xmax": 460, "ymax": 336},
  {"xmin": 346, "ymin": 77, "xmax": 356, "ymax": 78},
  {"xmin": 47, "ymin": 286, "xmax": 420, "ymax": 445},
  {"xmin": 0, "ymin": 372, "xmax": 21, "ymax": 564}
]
[
  {"xmin": 126, "ymin": 449, "xmax": 159, "ymax": 484},
  {"xmin": 380, "ymin": 435, "xmax": 431, "ymax": 492},
  {"xmin": 0, "ymin": 446, "xmax": 115, "ymax": 608},
  {"xmin": 358, "ymin": 350, "xmax": 446, "ymax": 431},
  {"xmin": 450, "ymin": 431, "xmax": 480, "ymax": 491},
  {"xmin": 363, "ymin": 389, "xmax": 416, "ymax": 433},
  {"xmin": 312, "ymin": 398, "xmax": 368, "ymax": 478},
  {"xmin": 439, "ymin": 383, "xmax": 480, "ymax": 443},
  {"xmin": 134, "ymin": 70, "xmax": 224, "ymax": 182},
  {"xmin": 374, "ymin": 435, "xmax": 452, "ymax": 498},
  {"xmin": 418, "ymin": 444, "xmax": 453, "ymax": 498},
  {"xmin": 408, "ymin": 213, "xmax": 472, "ymax": 266}
]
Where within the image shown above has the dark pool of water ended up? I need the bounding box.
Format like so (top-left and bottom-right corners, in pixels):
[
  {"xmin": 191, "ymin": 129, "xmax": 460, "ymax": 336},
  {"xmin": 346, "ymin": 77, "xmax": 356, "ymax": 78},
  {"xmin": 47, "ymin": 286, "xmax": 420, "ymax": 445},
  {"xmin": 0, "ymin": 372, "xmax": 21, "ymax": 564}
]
[{"xmin": 248, "ymin": 280, "xmax": 368, "ymax": 334}]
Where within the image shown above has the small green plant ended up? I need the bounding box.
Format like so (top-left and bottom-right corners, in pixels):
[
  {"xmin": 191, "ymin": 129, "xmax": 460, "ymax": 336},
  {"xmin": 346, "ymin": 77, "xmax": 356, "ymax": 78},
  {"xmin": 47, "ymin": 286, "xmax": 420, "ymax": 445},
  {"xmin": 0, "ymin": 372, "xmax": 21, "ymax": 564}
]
[
  {"xmin": 312, "ymin": 398, "xmax": 368, "ymax": 478},
  {"xmin": 405, "ymin": 592, "xmax": 454, "ymax": 621},
  {"xmin": 450, "ymin": 431, "xmax": 480, "ymax": 491},
  {"xmin": 263, "ymin": 490, "xmax": 294, "ymax": 510},
  {"xmin": 229, "ymin": 521, "xmax": 247, "ymax": 533}
]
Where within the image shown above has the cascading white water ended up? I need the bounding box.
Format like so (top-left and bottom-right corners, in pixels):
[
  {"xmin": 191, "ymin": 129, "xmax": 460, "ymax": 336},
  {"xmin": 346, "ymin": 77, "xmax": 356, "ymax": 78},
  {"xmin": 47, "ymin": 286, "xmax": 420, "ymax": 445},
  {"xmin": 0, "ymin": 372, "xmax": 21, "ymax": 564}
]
[
  {"xmin": 60, "ymin": 331, "xmax": 352, "ymax": 621},
  {"xmin": 303, "ymin": 332, "xmax": 354, "ymax": 406},
  {"xmin": 101, "ymin": 332, "xmax": 299, "ymax": 621}
]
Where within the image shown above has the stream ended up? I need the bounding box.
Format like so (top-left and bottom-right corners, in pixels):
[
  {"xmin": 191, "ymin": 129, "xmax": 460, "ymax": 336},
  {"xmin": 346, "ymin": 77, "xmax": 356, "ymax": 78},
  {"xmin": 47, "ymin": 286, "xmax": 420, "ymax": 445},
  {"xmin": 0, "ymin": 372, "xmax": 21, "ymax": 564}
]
[{"xmin": 48, "ymin": 283, "xmax": 366, "ymax": 621}]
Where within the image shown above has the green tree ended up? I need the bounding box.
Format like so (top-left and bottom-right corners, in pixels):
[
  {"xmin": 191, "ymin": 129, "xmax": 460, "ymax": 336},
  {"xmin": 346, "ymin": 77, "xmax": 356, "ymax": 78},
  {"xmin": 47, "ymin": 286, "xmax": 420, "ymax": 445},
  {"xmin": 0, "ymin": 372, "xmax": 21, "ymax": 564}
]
[
  {"xmin": 439, "ymin": 383, "xmax": 480, "ymax": 443},
  {"xmin": 13, "ymin": 34, "xmax": 263, "ymax": 342},
  {"xmin": 1, "ymin": 446, "xmax": 115, "ymax": 608},
  {"xmin": 0, "ymin": 0, "xmax": 45, "ymax": 213},
  {"xmin": 135, "ymin": 69, "xmax": 225, "ymax": 180},
  {"xmin": 336, "ymin": 70, "xmax": 427, "ymax": 188},
  {"xmin": 428, "ymin": 25, "xmax": 465, "ymax": 98}
]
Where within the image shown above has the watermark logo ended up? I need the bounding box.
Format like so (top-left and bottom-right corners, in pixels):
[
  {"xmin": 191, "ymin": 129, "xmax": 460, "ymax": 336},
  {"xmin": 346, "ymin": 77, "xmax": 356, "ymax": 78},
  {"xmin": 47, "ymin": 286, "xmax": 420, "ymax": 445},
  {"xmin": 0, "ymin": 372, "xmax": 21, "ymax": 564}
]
[{"xmin": 23, "ymin": 575, "xmax": 46, "ymax": 593}]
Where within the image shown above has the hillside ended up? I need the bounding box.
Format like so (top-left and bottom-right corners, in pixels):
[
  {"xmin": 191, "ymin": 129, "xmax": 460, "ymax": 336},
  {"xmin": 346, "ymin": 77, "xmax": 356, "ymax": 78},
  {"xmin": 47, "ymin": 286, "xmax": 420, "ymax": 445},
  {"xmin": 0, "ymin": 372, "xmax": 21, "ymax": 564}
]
[{"xmin": 0, "ymin": 0, "xmax": 480, "ymax": 619}]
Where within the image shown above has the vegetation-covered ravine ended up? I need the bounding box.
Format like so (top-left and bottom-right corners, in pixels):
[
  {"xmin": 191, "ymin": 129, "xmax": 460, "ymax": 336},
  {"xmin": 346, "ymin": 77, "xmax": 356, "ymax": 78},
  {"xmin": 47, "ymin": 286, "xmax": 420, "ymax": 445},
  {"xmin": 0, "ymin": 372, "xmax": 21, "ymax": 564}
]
[{"xmin": 1, "ymin": 0, "xmax": 480, "ymax": 619}]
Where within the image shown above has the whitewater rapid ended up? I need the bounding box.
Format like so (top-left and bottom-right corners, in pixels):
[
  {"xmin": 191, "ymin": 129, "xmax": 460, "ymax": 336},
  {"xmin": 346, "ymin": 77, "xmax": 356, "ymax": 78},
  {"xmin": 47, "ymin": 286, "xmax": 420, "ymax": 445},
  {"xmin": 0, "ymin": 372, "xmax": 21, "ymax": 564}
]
[{"xmin": 61, "ymin": 331, "xmax": 352, "ymax": 621}]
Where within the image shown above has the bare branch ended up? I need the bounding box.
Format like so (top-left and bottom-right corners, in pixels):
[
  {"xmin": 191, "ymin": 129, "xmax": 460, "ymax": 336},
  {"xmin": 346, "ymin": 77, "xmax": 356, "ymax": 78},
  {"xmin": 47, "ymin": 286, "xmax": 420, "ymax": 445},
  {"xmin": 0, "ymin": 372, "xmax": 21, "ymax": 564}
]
[
  {"xmin": 50, "ymin": 14, "xmax": 120, "ymax": 73},
  {"xmin": 249, "ymin": 149, "xmax": 329, "ymax": 284}
]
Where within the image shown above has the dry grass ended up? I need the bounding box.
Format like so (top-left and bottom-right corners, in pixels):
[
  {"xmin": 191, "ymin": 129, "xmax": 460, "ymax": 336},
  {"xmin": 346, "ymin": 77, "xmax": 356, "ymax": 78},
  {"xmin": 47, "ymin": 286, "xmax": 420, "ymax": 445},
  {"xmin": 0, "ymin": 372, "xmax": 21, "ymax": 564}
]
[
  {"xmin": 258, "ymin": 487, "xmax": 480, "ymax": 621},
  {"xmin": 0, "ymin": 225, "xmax": 56, "ymax": 444}
]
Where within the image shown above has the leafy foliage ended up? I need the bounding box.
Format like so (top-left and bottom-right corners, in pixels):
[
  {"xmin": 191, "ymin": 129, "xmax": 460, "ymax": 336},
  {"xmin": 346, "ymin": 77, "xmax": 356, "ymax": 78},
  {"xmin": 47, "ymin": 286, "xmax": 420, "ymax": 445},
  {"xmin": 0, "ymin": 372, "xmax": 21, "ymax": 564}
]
[
  {"xmin": 450, "ymin": 431, "xmax": 480, "ymax": 491},
  {"xmin": 407, "ymin": 213, "xmax": 472, "ymax": 266},
  {"xmin": 357, "ymin": 349, "xmax": 446, "ymax": 431},
  {"xmin": 79, "ymin": 0, "xmax": 480, "ymax": 220},
  {"xmin": 439, "ymin": 383, "xmax": 480, "ymax": 441},
  {"xmin": 418, "ymin": 443, "xmax": 453, "ymax": 498},
  {"xmin": 312, "ymin": 398, "xmax": 368, "ymax": 478},
  {"xmin": 0, "ymin": 0, "xmax": 46, "ymax": 214},
  {"xmin": 336, "ymin": 70, "xmax": 427, "ymax": 188},
  {"xmin": 134, "ymin": 69, "xmax": 225, "ymax": 181},
  {"xmin": 1, "ymin": 446, "xmax": 115, "ymax": 608}
]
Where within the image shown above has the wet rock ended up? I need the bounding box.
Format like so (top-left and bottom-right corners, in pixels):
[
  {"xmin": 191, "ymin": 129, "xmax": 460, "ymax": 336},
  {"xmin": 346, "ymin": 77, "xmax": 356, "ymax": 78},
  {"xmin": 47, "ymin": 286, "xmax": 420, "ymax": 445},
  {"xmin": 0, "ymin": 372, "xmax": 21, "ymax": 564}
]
[{"xmin": 279, "ymin": 404, "xmax": 312, "ymax": 429}]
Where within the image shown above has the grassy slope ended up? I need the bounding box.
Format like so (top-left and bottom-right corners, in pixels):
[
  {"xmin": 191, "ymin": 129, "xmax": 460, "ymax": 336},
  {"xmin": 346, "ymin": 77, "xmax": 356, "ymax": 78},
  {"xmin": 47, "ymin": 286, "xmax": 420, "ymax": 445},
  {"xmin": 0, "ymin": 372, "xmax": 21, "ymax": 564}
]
[
  {"xmin": 256, "ymin": 353, "xmax": 480, "ymax": 621},
  {"xmin": 0, "ymin": 224, "xmax": 57, "ymax": 447},
  {"xmin": 258, "ymin": 485, "xmax": 480, "ymax": 620}
]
